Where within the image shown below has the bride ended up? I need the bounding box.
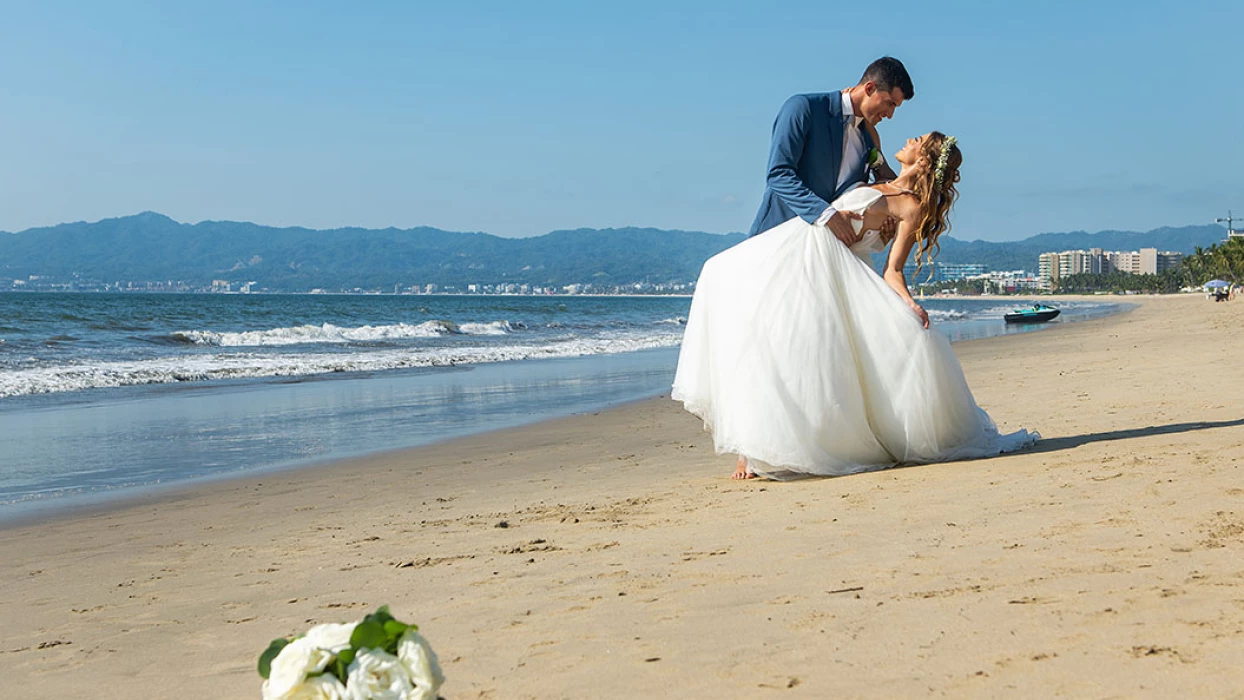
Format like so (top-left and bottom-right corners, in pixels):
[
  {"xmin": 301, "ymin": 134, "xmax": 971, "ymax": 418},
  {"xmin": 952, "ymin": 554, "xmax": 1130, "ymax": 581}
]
[{"xmin": 672, "ymin": 132, "xmax": 1037, "ymax": 480}]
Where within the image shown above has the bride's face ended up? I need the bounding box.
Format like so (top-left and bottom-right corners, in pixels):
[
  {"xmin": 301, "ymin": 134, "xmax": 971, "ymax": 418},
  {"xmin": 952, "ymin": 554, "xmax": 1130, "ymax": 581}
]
[{"xmin": 895, "ymin": 134, "xmax": 929, "ymax": 166}]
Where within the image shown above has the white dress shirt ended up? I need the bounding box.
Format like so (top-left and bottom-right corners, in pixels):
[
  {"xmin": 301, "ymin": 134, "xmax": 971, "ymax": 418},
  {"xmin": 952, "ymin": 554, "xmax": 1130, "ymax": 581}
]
[
  {"xmin": 837, "ymin": 90, "xmax": 867, "ymax": 190},
  {"xmin": 815, "ymin": 91, "xmax": 872, "ymax": 226}
]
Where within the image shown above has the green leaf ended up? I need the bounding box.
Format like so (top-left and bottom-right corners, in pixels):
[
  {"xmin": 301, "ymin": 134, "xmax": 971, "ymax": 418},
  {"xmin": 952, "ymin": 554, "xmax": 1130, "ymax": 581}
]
[
  {"xmin": 332, "ymin": 656, "xmax": 350, "ymax": 682},
  {"xmin": 258, "ymin": 638, "xmax": 291, "ymax": 679},
  {"xmin": 351, "ymin": 620, "xmax": 387, "ymax": 650},
  {"xmin": 337, "ymin": 647, "xmax": 356, "ymax": 668},
  {"xmin": 367, "ymin": 606, "xmax": 395, "ymax": 627},
  {"xmin": 383, "ymin": 620, "xmax": 409, "ymax": 638}
]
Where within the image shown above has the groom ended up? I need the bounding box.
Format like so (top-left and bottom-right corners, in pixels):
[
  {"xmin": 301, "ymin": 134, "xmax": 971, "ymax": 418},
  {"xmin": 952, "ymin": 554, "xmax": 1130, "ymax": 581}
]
[
  {"xmin": 733, "ymin": 57, "xmax": 913, "ymax": 480},
  {"xmin": 748, "ymin": 56, "xmax": 914, "ymax": 246}
]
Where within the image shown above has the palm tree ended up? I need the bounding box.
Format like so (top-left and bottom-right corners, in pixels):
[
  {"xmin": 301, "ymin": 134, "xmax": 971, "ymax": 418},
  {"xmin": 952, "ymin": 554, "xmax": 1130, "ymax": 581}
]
[{"xmin": 1180, "ymin": 239, "xmax": 1244, "ymax": 287}]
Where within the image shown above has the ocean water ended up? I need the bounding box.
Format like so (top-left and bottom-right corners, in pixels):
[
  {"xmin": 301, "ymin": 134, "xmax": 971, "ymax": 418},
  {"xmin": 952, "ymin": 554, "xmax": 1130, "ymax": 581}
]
[
  {"xmin": 0, "ymin": 293, "xmax": 692, "ymax": 399},
  {"xmin": 0, "ymin": 292, "xmax": 1125, "ymax": 520}
]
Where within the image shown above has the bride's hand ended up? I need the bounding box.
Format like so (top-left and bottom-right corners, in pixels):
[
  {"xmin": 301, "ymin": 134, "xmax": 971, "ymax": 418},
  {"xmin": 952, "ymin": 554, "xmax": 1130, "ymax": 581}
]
[{"xmin": 909, "ymin": 301, "xmax": 930, "ymax": 329}]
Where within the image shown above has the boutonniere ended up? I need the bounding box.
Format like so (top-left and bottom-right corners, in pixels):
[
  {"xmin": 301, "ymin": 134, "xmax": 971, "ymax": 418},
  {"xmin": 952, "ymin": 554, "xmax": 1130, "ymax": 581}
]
[{"xmin": 867, "ymin": 148, "xmax": 882, "ymax": 168}]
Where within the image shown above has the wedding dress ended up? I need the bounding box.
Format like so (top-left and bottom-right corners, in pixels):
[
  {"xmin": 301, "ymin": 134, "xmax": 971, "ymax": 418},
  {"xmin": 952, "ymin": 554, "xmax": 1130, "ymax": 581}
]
[{"xmin": 672, "ymin": 185, "xmax": 1037, "ymax": 479}]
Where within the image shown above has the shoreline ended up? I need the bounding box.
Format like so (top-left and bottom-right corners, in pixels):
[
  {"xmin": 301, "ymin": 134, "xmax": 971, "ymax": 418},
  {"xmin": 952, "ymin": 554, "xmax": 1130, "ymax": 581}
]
[
  {"xmin": 0, "ymin": 389, "xmax": 675, "ymax": 533},
  {"xmin": 9, "ymin": 294, "xmax": 1244, "ymax": 697},
  {"xmin": 1, "ymin": 298, "xmax": 1127, "ymax": 527}
]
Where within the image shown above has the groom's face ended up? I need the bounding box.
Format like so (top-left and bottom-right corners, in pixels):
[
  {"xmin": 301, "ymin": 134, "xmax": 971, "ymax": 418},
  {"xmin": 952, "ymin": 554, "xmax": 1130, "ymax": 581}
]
[{"xmin": 859, "ymin": 83, "xmax": 905, "ymax": 125}]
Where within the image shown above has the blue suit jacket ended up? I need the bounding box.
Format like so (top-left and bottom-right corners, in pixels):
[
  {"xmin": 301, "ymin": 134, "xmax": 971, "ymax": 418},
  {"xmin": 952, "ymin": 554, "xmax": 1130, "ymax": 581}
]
[{"xmin": 748, "ymin": 92, "xmax": 877, "ymax": 237}]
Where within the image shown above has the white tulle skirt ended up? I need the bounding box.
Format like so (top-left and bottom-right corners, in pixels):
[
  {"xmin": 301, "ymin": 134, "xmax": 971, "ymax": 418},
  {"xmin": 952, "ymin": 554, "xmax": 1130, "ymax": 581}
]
[{"xmin": 671, "ymin": 217, "xmax": 1037, "ymax": 479}]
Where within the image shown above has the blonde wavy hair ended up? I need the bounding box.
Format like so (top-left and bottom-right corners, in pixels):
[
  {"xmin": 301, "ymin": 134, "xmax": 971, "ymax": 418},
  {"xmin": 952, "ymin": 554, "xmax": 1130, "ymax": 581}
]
[{"xmin": 907, "ymin": 131, "xmax": 962, "ymax": 280}]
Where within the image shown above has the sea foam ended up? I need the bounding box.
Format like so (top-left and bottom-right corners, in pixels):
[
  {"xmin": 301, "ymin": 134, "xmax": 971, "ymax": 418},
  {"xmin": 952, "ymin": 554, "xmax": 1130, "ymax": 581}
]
[
  {"xmin": 0, "ymin": 332, "xmax": 682, "ymax": 398},
  {"xmin": 169, "ymin": 320, "xmax": 514, "ymax": 347}
]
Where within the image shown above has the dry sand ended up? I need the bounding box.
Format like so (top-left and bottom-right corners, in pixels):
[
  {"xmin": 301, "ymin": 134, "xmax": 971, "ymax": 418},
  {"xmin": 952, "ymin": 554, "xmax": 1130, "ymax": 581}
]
[{"xmin": 3, "ymin": 294, "xmax": 1244, "ymax": 698}]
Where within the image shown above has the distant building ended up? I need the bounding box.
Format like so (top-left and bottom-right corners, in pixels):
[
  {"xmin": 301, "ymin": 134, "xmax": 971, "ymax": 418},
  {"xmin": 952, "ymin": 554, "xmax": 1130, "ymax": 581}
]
[
  {"xmin": 902, "ymin": 261, "xmax": 987, "ymax": 284},
  {"xmin": 939, "ymin": 263, "xmax": 987, "ymax": 281},
  {"xmin": 1039, "ymin": 249, "xmax": 1102, "ymax": 281},
  {"xmin": 968, "ymin": 270, "xmax": 1045, "ymax": 293},
  {"xmin": 1039, "ymin": 248, "xmax": 1182, "ymax": 286}
]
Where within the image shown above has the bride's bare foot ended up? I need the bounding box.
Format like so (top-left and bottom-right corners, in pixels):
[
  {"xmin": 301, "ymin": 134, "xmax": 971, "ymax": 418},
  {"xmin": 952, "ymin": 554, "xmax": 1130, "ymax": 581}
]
[{"xmin": 732, "ymin": 456, "xmax": 756, "ymax": 480}]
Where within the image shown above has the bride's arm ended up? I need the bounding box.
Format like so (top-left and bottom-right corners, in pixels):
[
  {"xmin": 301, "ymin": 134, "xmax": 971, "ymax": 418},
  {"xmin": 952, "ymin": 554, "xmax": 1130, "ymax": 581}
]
[{"xmin": 882, "ymin": 218, "xmax": 930, "ymax": 328}]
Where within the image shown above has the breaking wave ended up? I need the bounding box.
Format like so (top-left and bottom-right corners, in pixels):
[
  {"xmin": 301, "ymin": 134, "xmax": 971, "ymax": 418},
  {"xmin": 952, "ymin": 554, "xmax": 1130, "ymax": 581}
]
[
  {"xmin": 0, "ymin": 332, "xmax": 683, "ymax": 398},
  {"xmin": 166, "ymin": 320, "xmax": 516, "ymax": 347}
]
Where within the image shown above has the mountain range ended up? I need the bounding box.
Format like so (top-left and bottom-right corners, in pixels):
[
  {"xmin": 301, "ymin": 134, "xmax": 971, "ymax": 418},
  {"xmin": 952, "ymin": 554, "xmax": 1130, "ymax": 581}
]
[{"xmin": 0, "ymin": 212, "xmax": 1228, "ymax": 291}]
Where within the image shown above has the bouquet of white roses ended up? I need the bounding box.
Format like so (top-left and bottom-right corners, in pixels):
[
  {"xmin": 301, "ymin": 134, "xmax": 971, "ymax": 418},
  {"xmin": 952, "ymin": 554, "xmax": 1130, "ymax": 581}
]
[{"xmin": 258, "ymin": 606, "xmax": 444, "ymax": 700}]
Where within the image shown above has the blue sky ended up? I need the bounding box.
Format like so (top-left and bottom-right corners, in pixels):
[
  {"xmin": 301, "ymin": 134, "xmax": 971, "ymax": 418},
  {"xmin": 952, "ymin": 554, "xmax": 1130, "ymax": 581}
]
[{"xmin": 1, "ymin": 1, "xmax": 1240, "ymax": 241}]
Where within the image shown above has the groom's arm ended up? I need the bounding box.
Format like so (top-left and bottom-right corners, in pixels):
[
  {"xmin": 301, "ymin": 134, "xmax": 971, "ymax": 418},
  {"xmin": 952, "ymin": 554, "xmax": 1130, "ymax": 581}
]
[{"xmin": 765, "ymin": 95, "xmax": 833, "ymax": 224}]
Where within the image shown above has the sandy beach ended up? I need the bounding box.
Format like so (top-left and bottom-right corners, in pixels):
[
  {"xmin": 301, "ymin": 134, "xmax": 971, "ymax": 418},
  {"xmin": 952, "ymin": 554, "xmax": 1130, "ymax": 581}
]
[{"xmin": 3, "ymin": 294, "xmax": 1243, "ymax": 698}]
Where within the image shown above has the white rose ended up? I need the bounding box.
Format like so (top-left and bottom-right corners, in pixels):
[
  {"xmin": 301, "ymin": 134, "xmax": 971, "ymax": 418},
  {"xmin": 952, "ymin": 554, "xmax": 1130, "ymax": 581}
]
[
  {"xmin": 286, "ymin": 674, "xmax": 348, "ymax": 700},
  {"xmin": 263, "ymin": 638, "xmax": 334, "ymax": 700},
  {"xmin": 345, "ymin": 648, "xmax": 413, "ymax": 700},
  {"xmin": 304, "ymin": 622, "xmax": 358, "ymax": 653},
  {"xmin": 397, "ymin": 630, "xmax": 445, "ymax": 700}
]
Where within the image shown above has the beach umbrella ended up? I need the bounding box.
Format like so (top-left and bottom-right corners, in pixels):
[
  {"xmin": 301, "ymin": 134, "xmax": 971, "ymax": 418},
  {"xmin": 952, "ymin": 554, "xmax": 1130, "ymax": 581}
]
[{"xmin": 1204, "ymin": 279, "xmax": 1232, "ymax": 288}]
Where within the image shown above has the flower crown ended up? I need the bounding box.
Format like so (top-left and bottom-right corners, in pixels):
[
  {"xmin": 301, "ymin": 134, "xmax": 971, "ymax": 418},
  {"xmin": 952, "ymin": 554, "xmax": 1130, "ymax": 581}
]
[{"xmin": 933, "ymin": 136, "xmax": 958, "ymax": 186}]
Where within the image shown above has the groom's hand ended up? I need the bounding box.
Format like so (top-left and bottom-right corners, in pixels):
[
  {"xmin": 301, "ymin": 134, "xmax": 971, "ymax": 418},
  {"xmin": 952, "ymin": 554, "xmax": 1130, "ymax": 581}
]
[
  {"xmin": 879, "ymin": 216, "xmax": 899, "ymax": 244},
  {"xmin": 825, "ymin": 210, "xmax": 864, "ymax": 246}
]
